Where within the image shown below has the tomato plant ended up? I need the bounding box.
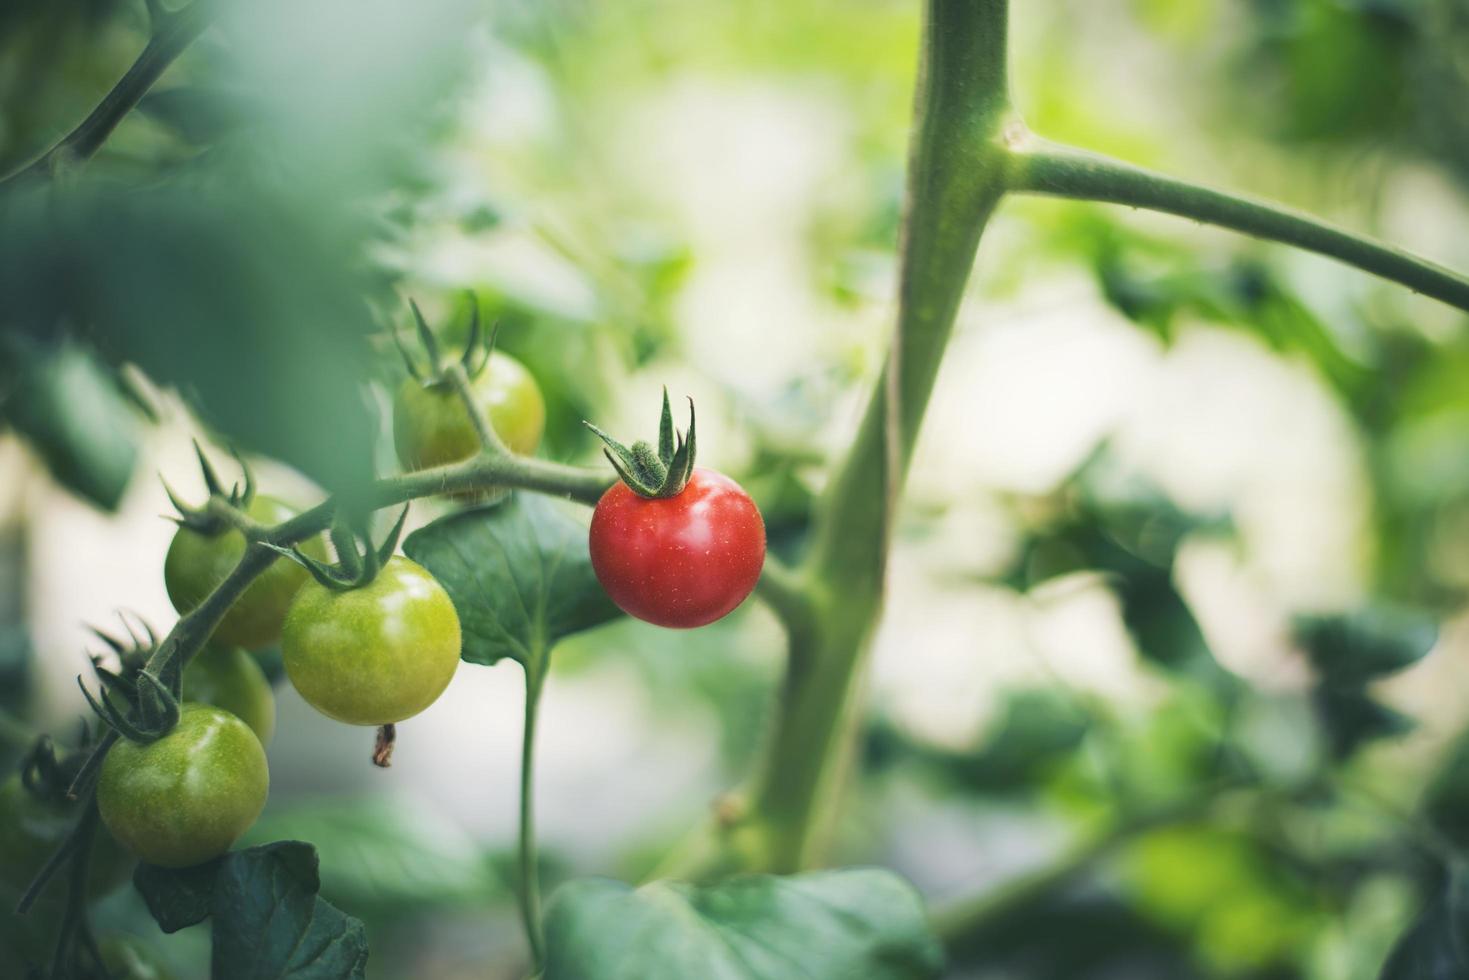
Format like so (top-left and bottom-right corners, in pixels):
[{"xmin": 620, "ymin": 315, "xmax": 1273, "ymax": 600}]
[
  {"xmin": 6, "ymin": 0, "xmax": 1469, "ymax": 978},
  {"xmin": 97, "ymin": 704, "xmax": 269, "ymax": 869},
  {"xmin": 281, "ymin": 554, "xmax": 462, "ymax": 726}
]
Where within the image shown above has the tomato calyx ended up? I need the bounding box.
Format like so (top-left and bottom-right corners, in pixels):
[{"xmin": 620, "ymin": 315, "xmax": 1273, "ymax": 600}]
[
  {"xmin": 585, "ymin": 388, "xmax": 698, "ymax": 499},
  {"xmin": 394, "ymin": 293, "xmax": 498, "ymax": 391},
  {"xmin": 79, "ymin": 667, "xmax": 179, "ymax": 745},
  {"xmin": 265, "ymin": 505, "xmax": 409, "ymax": 591},
  {"xmin": 161, "ymin": 440, "xmax": 257, "ymax": 536}
]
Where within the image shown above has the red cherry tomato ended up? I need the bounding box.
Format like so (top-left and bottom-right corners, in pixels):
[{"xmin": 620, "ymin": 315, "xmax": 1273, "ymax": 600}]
[{"xmin": 589, "ymin": 467, "xmax": 765, "ymax": 628}]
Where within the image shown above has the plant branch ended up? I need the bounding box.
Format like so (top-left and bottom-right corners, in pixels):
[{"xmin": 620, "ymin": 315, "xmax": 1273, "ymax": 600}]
[
  {"xmin": 1008, "ymin": 140, "xmax": 1469, "ymax": 313},
  {"xmin": 751, "ymin": 558, "xmax": 816, "ymax": 642},
  {"xmin": 0, "ymin": 1, "xmax": 217, "ymax": 187}
]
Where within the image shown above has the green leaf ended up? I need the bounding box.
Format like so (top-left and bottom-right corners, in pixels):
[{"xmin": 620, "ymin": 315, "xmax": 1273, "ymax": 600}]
[
  {"xmin": 542, "ymin": 869, "xmax": 944, "ymax": 980},
  {"xmin": 1313, "ymin": 684, "xmax": 1414, "ymax": 761},
  {"xmin": 0, "ymin": 176, "xmax": 380, "ymax": 496},
  {"xmin": 211, "ymin": 842, "xmax": 368, "ymax": 980},
  {"xmin": 403, "ymin": 494, "xmax": 620, "ymax": 667},
  {"xmin": 133, "ymin": 858, "xmax": 221, "ymax": 934},
  {"xmin": 1422, "ymin": 730, "xmax": 1469, "ymax": 851},
  {"xmin": 242, "ymin": 797, "xmax": 500, "ymax": 912},
  {"xmin": 132, "ymin": 842, "xmax": 368, "ymax": 980},
  {"xmin": 1, "ymin": 338, "xmax": 139, "ymax": 510},
  {"xmin": 1379, "ymin": 873, "xmax": 1469, "ymax": 980},
  {"xmin": 1295, "ymin": 607, "xmax": 1438, "ymax": 688}
]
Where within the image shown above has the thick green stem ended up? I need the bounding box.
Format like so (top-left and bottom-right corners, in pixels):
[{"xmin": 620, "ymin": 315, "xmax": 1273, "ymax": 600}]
[
  {"xmin": 1009, "ymin": 141, "xmax": 1469, "ymax": 313},
  {"xmin": 745, "ymin": 0, "xmax": 1013, "ymax": 874},
  {"xmin": 0, "ymin": 1, "xmax": 217, "ymax": 186},
  {"xmin": 517, "ymin": 660, "xmax": 548, "ymax": 972}
]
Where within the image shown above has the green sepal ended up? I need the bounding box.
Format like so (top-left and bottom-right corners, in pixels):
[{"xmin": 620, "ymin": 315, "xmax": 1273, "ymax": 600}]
[
  {"xmin": 161, "ymin": 442, "xmax": 258, "ymax": 534},
  {"xmin": 266, "ymin": 505, "xmax": 410, "ymax": 592},
  {"xmin": 583, "ymin": 390, "xmax": 699, "ymax": 499},
  {"xmin": 398, "ymin": 293, "xmax": 497, "ymax": 387},
  {"xmin": 77, "ymin": 667, "xmax": 179, "ymax": 746}
]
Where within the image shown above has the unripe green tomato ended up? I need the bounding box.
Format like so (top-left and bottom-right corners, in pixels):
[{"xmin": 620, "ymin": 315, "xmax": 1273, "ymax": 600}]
[
  {"xmin": 281, "ymin": 556, "xmax": 461, "ymax": 726},
  {"xmin": 392, "ymin": 351, "xmax": 546, "ymax": 471},
  {"xmin": 0, "ymin": 775, "xmax": 132, "ymax": 902},
  {"xmin": 164, "ymin": 496, "xmax": 328, "ymax": 649},
  {"xmin": 97, "ymin": 704, "xmax": 268, "ymax": 869},
  {"xmin": 182, "ymin": 647, "xmax": 276, "ymax": 744}
]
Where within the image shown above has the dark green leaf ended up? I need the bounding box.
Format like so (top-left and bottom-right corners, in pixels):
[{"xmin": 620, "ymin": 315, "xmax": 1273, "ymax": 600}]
[
  {"xmin": 211, "ymin": 842, "xmax": 367, "ymax": 980},
  {"xmin": 133, "ymin": 842, "xmax": 368, "ymax": 979},
  {"xmin": 403, "ymin": 494, "xmax": 620, "ymax": 667},
  {"xmin": 542, "ymin": 869, "xmax": 944, "ymax": 980},
  {"xmin": 1295, "ymin": 608, "xmax": 1438, "ymax": 687},
  {"xmin": 1379, "ymin": 873, "xmax": 1469, "ymax": 980},
  {"xmin": 1313, "ymin": 685, "xmax": 1414, "ymax": 760},
  {"xmin": 1, "ymin": 339, "xmax": 139, "ymax": 510},
  {"xmin": 133, "ymin": 858, "xmax": 221, "ymax": 934},
  {"xmin": 1423, "ymin": 730, "xmax": 1469, "ymax": 851}
]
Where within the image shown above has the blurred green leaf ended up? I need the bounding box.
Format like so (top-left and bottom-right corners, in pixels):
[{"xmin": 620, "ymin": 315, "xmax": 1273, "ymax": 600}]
[
  {"xmin": 243, "ymin": 798, "xmax": 499, "ymax": 913},
  {"xmin": 1, "ymin": 337, "xmax": 139, "ymax": 510},
  {"xmin": 542, "ymin": 869, "xmax": 943, "ymax": 980},
  {"xmin": 1313, "ymin": 684, "xmax": 1415, "ymax": 761},
  {"xmin": 1124, "ymin": 823, "xmax": 1322, "ymax": 972},
  {"xmin": 404, "ymin": 493, "xmax": 620, "ymax": 667},
  {"xmin": 1378, "ymin": 872, "xmax": 1469, "ymax": 980},
  {"xmin": 0, "ymin": 177, "xmax": 379, "ymax": 494},
  {"xmin": 137, "ymin": 86, "xmax": 258, "ymax": 147},
  {"xmin": 1295, "ymin": 608, "xmax": 1438, "ymax": 688},
  {"xmin": 1422, "ymin": 729, "xmax": 1469, "ymax": 852}
]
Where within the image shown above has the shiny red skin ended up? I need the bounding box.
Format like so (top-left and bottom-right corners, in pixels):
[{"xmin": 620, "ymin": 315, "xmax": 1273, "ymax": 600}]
[{"xmin": 589, "ymin": 468, "xmax": 765, "ymax": 629}]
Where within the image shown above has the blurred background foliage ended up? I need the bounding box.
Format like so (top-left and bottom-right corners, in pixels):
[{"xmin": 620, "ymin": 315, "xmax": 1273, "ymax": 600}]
[{"xmin": 2, "ymin": 0, "xmax": 1469, "ymax": 977}]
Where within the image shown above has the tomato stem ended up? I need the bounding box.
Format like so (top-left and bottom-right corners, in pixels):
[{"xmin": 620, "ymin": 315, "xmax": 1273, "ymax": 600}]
[
  {"xmin": 742, "ymin": 0, "xmax": 1013, "ymax": 874},
  {"xmin": 517, "ymin": 659, "xmax": 548, "ymax": 972}
]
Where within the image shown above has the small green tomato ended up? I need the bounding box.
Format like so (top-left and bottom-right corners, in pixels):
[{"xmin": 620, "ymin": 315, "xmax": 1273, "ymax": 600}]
[
  {"xmin": 97, "ymin": 704, "xmax": 268, "ymax": 869},
  {"xmin": 164, "ymin": 495, "xmax": 328, "ymax": 649},
  {"xmin": 182, "ymin": 646, "xmax": 276, "ymax": 744},
  {"xmin": 392, "ymin": 351, "xmax": 546, "ymax": 470},
  {"xmin": 281, "ymin": 556, "xmax": 461, "ymax": 726}
]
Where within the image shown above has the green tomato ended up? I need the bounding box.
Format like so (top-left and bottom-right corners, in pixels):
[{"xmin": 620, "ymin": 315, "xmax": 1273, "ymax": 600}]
[
  {"xmin": 183, "ymin": 647, "xmax": 276, "ymax": 745},
  {"xmin": 164, "ymin": 496, "xmax": 327, "ymax": 649},
  {"xmin": 97, "ymin": 704, "xmax": 268, "ymax": 869},
  {"xmin": 392, "ymin": 351, "xmax": 546, "ymax": 470},
  {"xmin": 0, "ymin": 775, "xmax": 132, "ymax": 902},
  {"xmin": 281, "ymin": 556, "xmax": 461, "ymax": 726}
]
